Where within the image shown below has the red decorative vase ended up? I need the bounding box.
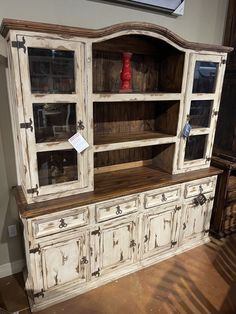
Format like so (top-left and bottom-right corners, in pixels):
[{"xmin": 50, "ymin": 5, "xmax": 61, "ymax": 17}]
[{"xmin": 120, "ymin": 52, "xmax": 132, "ymax": 93}]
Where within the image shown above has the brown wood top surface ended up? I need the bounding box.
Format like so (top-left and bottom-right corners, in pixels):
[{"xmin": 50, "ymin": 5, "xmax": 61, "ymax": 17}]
[
  {"xmin": 0, "ymin": 18, "xmax": 233, "ymax": 53},
  {"xmin": 14, "ymin": 166, "xmax": 222, "ymax": 219}
]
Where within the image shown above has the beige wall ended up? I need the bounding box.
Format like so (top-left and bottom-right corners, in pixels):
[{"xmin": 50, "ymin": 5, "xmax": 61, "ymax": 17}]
[{"xmin": 0, "ymin": 0, "xmax": 229, "ymax": 270}]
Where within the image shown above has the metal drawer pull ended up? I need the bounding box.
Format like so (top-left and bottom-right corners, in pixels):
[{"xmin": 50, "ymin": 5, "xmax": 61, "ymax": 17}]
[
  {"xmin": 183, "ymin": 222, "xmax": 187, "ymax": 230},
  {"xmin": 116, "ymin": 205, "xmax": 122, "ymax": 215},
  {"xmin": 81, "ymin": 256, "xmax": 89, "ymax": 264},
  {"xmin": 130, "ymin": 240, "xmax": 136, "ymax": 247},
  {"xmin": 199, "ymin": 185, "xmax": 203, "ymax": 193},
  {"xmin": 162, "ymin": 193, "xmax": 167, "ymax": 202},
  {"xmin": 59, "ymin": 218, "xmax": 67, "ymax": 229}
]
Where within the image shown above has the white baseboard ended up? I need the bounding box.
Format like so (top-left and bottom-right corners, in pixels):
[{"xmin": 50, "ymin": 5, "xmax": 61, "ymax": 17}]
[{"xmin": 0, "ymin": 259, "xmax": 25, "ymax": 278}]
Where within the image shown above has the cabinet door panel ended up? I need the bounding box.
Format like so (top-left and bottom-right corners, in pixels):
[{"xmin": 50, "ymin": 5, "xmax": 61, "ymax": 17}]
[
  {"xmin": 91, "ymin": 218, "xmax": 137, "ymax": 277},
  {"xmin": 180, "ymin": 201, "xmax": 209, "ymax": 244},
  {"xmin": 16, "ymin": 35, "xmax": 92, "ymax": 200},
  {"xmin": 41, "ymin": 233, "xmax": 87, "ymax": 290},
  {"xmin": 143, "ymin": 205, "xmax": 181, "ymax": 258}
]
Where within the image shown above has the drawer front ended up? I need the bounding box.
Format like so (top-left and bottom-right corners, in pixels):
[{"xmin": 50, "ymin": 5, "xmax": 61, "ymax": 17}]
[
  {"xmin": 184, "ymin": 177, "xmax": 216, "ymax": 199},
  {"xmin": 144, "ymin": 185, "xmax": 181, "ymax": 209},
  {"xmin": 32, "ymin": 207, "xmax": 89, "ymax": 238},
  {"xmin": 96, "ymin": 196, "xmax": 139, "ymax": 222}
]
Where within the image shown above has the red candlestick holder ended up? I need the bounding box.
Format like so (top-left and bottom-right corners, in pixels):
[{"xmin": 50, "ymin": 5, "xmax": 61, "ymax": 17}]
[{"xmin": 120, "ymin": 52, "xmax": 132, "ymax": 93}]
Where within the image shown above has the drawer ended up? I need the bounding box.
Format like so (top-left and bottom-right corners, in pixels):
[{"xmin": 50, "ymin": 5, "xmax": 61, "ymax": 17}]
[
  {"xmin": 144, "ymin": 185, "xmax": 181, "ymax": 209},
  {"xmin": 32, "ymin": 207, "xmax": 89, "ymax": 238},
  {"xmin": 96, "ymin": 196, "xmax": 139, "ymax": 222},
  {"xmin": 184, "ymin": 177, "xmax": 216, "ymax": 199}
]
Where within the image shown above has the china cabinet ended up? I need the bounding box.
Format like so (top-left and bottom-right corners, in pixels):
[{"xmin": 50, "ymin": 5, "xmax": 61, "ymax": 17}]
[{"xmin": 0, "ymin": 19, "xmax": 232, "ymax": 311}]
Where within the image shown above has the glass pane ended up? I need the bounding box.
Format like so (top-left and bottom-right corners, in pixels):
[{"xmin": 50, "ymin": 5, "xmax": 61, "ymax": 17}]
[
  {"xmin": 28, "ymin": 48, "xmax": 75, "ymax": 94},
  {"xmin": 193, "ymin": 61, "xmax": 218, "ymax": 93},
  {"xmin": 185, "ymin": 135, "xmax": 207, "ymax": 161},
  {"xmin": 189, "ymin": 100, "xmax": 212, "ymax": 128},
  {"xmin": 33, "ymin": 103, "xmax": 76, "ymax": 143},
  {"xmin": 37, "ymin": 150, "xmax": 77, "ymax": 186}
]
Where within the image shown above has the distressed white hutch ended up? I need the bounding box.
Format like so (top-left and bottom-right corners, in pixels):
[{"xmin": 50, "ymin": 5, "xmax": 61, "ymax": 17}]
[{"xmin": 0, "ymin": 19, "xmax": 232, "ymax": 311}]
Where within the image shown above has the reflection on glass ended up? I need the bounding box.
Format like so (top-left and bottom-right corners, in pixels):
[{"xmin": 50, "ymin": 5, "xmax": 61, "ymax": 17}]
[
  {"xmin": 33, "ymin": 103, "xmax": 76, "ymax": 143},
  {"xmin": 37, "ymin": 150, "xmax": 77, "ymax": 186},
  {"xmin": 189, "ymin": 100, "xmax": 212, "ymax": 128},
  {"xmin": 193, "ymin": 61, "xmax": 218, "ymax": 93},
  {"xmin": 28, "ymin": 48, "xmax": 75, "ymax": 94},
  {"xmin": 185, "ymin": 135, "xmax": 207, "ymax": 161}
]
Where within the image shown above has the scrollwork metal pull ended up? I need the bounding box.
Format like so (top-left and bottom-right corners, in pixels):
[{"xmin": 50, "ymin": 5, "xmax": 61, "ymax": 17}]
[
  {"xmin": 59, "ymin": 218, "xmax": 67, "ymax": 229},
  {"xmin": 116, "ymin": 205, "xmax": 122, "ymax": 215},
  {"xmin": 81, "ymin": 256, "xmax": 89, "ymax": 264},
  {"xmin": 162, "ymin": 193, "xmax": 167, "ymax": 202}
]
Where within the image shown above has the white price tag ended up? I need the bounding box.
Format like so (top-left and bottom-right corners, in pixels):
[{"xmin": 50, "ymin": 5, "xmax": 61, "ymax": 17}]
[{"xmin": 68, "ymin": 132, "xmax": 89, "ymax": 153}]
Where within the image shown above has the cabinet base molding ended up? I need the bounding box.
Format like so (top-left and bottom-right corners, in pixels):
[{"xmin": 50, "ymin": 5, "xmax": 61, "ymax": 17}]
[{"xmin": 27, "ymin": 236, "xmax": 210, "ymax": 312}]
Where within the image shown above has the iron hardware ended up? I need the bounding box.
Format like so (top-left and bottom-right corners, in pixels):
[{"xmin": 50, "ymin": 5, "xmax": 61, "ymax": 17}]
[
  {"xmin": 12, "ymin": 37, "xmax": 26, "ymax": 53},
  {"xmin": 208, "ymin": 196, "xmax": 214, "ymax": 202},
  {"xmin": 81, "ymin": 256, "xmax": 89, "ymax": 264},
  {"xmin": 206, "ymin": 157, "xmax": 211, "ymax": 162},
  {"xmin": 162, "ymin": 193, "xmax": 167, "ymax": 202},
  {"xmin": 193, "ymin": 193, "xmax": 207, "ymax": 206},
  {"xmin": 130, "ymin": 240, "xmax": 136, "ymax": 248},
  {"xmin": 116, "ymin": 205, "xmax": 122, "ymax": 215},
  {"xmin": 33, "ymin": 289, "xmax": 44, "ymax": 298},
  {"xmin": 204, "ymin": 229, "xmax": 210, "ymax": 234},
  {"xmin": 213, "ymin": 110, "xmax": 219, "ymax": 116},
  {"xmin": 59, "ymin": 218, "xmax": 67, "ymax": 229},
  {"xmin": 222, "ymin": 59, "xmax": 226, "ymax": 64},
  {"xmin": 175, "ymin": 205, "xmax": 181, "ymax": 212},
  {"xmin": 144, "ymin": 235, "xmax": 149, "ymax": 243},
  {"xmin": 92, "ymin": 268, "xmax": 100, "ymax": 277},
  {"xmin": 171, "ymin": 240, "xmax": 177, "ymax": 247},
  {"xmin": 183, "ymin": 222, "xmax": 187, "ymax": 230},
  {"xmin": 77, "ymin": 120, "xmax": 85, "ymax": 130},
  {"xmin": 91, "ymin": 228, "xmax": 101, "ymax": 236},
  {"xmin": 29, "ymin": 244, "xmax": 41, "ymax": 254},
  {"xmin": 199, "ymin": 185, "xmax": 203, "ymax": 193},
  {"xmin": 20, "ymin": 118, "xmax": 33, "ymax": 132},
  {"xmin": 27, "ymin": 184, "xmax": 39, "ymax": 196}
]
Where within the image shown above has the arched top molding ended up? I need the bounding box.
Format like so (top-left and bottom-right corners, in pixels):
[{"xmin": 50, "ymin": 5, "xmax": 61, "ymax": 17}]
[{"xmin": 0, "ymin": 18, "xmax": 233, "ymax": 53}]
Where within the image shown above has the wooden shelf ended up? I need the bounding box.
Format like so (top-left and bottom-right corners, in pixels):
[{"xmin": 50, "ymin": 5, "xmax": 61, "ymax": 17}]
[
  {"xmin": 93, "ymin": 93, "xmax": 181, "ymax": 102},
  {"xmin": 94, "ymin": 131, "xmax": 176, "ymax": 152}
]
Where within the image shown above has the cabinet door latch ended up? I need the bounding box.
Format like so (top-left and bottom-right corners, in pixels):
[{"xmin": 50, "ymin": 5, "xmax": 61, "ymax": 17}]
[
  {"xmin": 92, "ymin": 268, "xmax": 100, "ymax": 277},
  {"xmin": 33, "ymin": 289, "xmax": 44, "ymax": 298},
  {"xmin": 91, "ymin": 228, "xmax": 101, "ymax": 236},
  {"xmin": 12, "ymin": 37, "xmax": 26, "ymax": 53},
  {"xmin": 27, "ymin": 184, "xmax": 39, "ymax": 196},
  {"xmin": 171, "ymin": 240, "xmax": 177, "ymax": 247},
  {"xmin": 20, "ymin": 118, "xmax": 33, "ymax": 132},
  {"xmin": 29, "ymin": 244, "xmax": 41, "ymax": 254}
]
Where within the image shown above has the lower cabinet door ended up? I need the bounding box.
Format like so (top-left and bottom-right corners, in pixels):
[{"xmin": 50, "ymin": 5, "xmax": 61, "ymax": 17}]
[
  {"xmin": 39, "ymin": 232, "xmax": 88, "ymax": 291},
  {"xmin": 142, "ymin": 204, "xmax": 181, "ymax": 259},
  {"xmin": 180, "ymin": 196, "xmax": 213, "ymax": 244},
  {"xmin": 90, "ymin": 217, "xmax": 138, "ymax": 278}
]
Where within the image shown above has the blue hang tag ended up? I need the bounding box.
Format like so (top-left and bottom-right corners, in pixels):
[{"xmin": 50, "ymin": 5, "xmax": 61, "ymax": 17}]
[{"xmin": 183, "ymin": 122, "xmax": 192, "ymax": 138}]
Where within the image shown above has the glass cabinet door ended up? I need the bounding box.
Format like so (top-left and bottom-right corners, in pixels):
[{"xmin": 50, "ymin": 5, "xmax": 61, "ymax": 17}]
[
  {"xmin": 178, "ymin": 53, "xmax": 227, "ymax": 170},
  {"xmin": 16, "ymin": 35, "xmax": 92, "ymax": 198}
]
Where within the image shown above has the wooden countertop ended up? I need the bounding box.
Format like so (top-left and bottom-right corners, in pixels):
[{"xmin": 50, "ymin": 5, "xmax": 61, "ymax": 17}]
[{"xmin": 14, "ymin": 166, "xmax": 222, "ymax": 218}]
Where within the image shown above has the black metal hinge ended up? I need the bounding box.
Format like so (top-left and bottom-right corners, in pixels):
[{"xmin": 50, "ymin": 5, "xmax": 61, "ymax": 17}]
[
  {"xmin": 12, "ymin": 37, "xmax": 26, "ymax": 53},
  {"xmin": 92, "ymin": 268, "xmax": 100, "ymax": 277},
  {"xmin": 222, "ymin": 59, "xmax": 227, "ymax": 65},
  {"xmin": 91, "ymin": 227, "xmax": 101, "ymax": 236},
  {"xmin": 206, "ymin": 157, "xmax": 211, "ymax": 162},
  {"xmin": 33, "ymin": 289, "xmax": 44, "ymax": 298},
  {"xmin": 130, "ymin": 239, "xmax": 136, "ymax": 248},
  {"xmin": 29, "ymin": 244, "xmax": 41, "ymax": 254},
  {"xmin": 27, "ymin": 184, "xmax": 39, "ymax": 196},
  {"xmin": 20, "ymin": 118, "xmax": 33, "ymax": 132},
  {"xmin": 204, "ymin": 229, "xmax": 210, "ymax": 234}
]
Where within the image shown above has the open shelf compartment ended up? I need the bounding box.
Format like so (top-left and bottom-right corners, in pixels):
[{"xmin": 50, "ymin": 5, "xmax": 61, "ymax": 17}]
[
  {"xmin": 93, "ymin": 34, "xmax": 185, "ymax": 94},
  {"xmin": 94, "ymin": 100, "xmax": 179, "ymax": 150}
]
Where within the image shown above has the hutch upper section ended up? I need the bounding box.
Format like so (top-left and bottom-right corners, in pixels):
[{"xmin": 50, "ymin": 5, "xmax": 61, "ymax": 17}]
[{"xmin": 1, "ymin": 19, "xmax": 232, "ymax": 203}]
